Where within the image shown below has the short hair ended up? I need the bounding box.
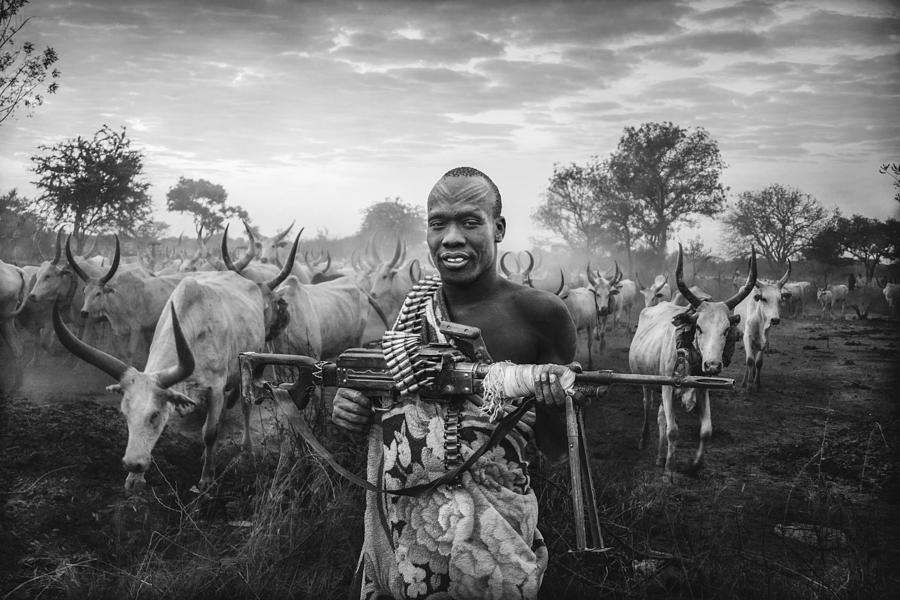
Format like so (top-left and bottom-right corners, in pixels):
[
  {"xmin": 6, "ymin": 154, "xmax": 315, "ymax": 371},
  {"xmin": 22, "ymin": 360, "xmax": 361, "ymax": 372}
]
[{"xmin": 441, "ymin": 166, "xmax": 502, "ymax": 218}]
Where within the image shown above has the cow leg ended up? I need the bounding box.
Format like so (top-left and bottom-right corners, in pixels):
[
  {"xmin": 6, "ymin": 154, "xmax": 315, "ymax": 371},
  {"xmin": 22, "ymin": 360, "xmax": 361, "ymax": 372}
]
[
  {"xmin": 658, "ymin": 386, "xmax": 678, "ymax": 475},
  {"xmin": 198, "ymin": 387, "xmax": 225, "ymax": 491},
  {"xmin": 639, "ymin": 386, "xmax": 653, "ymax": 450},
  {"xmin": 689, "ymin": 390, "xmax": 712, "ymax": 474},
  {"xmin": 585, "ymin": 329, "xmax": 594, "ymax": 370},
  {"xmin": 741, "ymin": 356, "xmax": 752, "ymax": 389},
  {"xmin": 754, "ymin": 350, "xmax": 764, "ymax": 391}
]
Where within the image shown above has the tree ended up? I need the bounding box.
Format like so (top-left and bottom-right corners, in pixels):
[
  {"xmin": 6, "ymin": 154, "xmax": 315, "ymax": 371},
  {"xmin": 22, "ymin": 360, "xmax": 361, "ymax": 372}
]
[
  {"xmin": 532, "ymin": 162, "xmax": 605, "ymax": 256},
  {"xmin": 165, "ymin": 177, "xmax": 248, "ymax": 238},
  {"xmin": 0, "ymin": 0, "xmax": 60, "ymax": 125},
  {"xmin": 723, "ymin": 184, "xmax": 830, "ymax": 270},
  {"xmin": 683, "ymin": 236, "xmax": 712, "ymax": 283},
  {"xmin": 880, "ymin": 163, "xmax": 900, "ymax": 204},
  {"xmin": 833, "ymin": 215, "xmax": 899, "ymax": 283},
  {"xmin": 30, "ymin": 124, "xmax": 152, "ymax": 252},
  {"xmin": 0, "ymin": 187, "xmax": 44, "ymax": 260},
  {"xmin": 608, "ymin": 121, "xmax": 727, "ymax": 262},
  {"xmin": 359, "ymin": 197, "xmax": 424, "ymax": 248}
]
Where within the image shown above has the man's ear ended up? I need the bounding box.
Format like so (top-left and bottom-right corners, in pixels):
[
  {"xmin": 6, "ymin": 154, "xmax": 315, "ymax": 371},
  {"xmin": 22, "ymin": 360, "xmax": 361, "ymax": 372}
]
[{"xmin": 494, "ymin": 217, "xmax": 506, "ymax": 243}]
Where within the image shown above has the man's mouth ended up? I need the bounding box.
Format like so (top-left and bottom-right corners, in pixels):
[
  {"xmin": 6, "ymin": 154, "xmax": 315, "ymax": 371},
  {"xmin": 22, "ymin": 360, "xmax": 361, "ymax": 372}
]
[{"xmin": 440, "ymin": 253, "xmax": 471, "ymax": 269}]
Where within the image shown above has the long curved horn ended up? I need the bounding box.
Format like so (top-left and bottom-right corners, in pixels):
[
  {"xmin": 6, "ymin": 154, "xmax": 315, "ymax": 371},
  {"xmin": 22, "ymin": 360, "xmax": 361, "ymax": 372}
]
[
  {"xmin": 612, "ymin": 261, "xmax": 623, "ymax": 286},
  {"xmin": 500, "ymin": 251, "xmax": 513, "ymax": 277},
  {"xmin": 386, "ymin": 238, "xmax": 402, "ymax": 269},
  {"xmin": 350, "ymin": 248, "xmax": 361, "ymax": 271},
  {"xmin": 777, "ymin": 259, "xmax": 791, "ymax": 288},
  {"xmin": 654, "ymin": 275, "xmax": 668, "ymax": 295},
  {"xmin": 725, "ymin": 247, "xmax": 758, "ymax": 309},
  {"xmin": 675, "ymin": 244, "xmax": 703, "ymax": 308},
  {"xmin": 586, "ymin": 262, "xmax": 598, "ymax": 287},
  {"xmin": 51, "ymin": 227, "xmax": 64, "ymax": 265},
  {"xmin": 635, "ymin": 272, "xmax": 644, "ymax": 289},
  {"xmin": 522, "ymin": 251, "xmax": 534, "ymax": 277},
  {"xmin": 53, "ymin": 300, "xmax": 129, "ymax": 381},
  {"xmin": 155, "ymin": 304, "xmax": 196, "ymax": 388},
  {"xmin": 222, "ymin": 224, "xmax": 245, "ymax": 273},
  {"xmin": 555, "ymin": 269, "xmax": 566, "ymax": 296},
  {"xmin": 399, "ymin": 240, "xmax": 407, "ymax": 265},
  {"xmin": 267, "ymin": 229, "xmax": 303, "ymax": 290},
  {"xmin": 233, "ymin": 220, "xmax": 256, "ymax": 271},
  {"xmin": 98, "ymin": 235, "xmax": 121, "ymax": 285},
  {"xmin": 273, "ymin": 219, "xmax": 295, "ymax": 243},
  {"xmin": 321, "ymin": 251, "xmax": 331, "ymax": 274},
  {"xmin": 368, "ymin": 235, "xmax": 382, "ymax": 264},
  {"xmin": 65, "ymin": 235, "xmax": 90, "ymax": 282}
]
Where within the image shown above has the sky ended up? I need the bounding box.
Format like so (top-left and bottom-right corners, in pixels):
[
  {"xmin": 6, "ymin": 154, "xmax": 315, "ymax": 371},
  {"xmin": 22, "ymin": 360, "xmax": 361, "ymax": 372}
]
[{"xmin": 1, "ymin": 0, "xmax": 898, "ymax": 257}]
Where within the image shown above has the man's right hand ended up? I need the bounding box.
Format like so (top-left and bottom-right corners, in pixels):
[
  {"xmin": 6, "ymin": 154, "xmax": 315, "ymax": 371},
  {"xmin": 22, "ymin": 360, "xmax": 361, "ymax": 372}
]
[{"xmin": 331, "ymin": 387, "xmax": 373, "ymax": 434}]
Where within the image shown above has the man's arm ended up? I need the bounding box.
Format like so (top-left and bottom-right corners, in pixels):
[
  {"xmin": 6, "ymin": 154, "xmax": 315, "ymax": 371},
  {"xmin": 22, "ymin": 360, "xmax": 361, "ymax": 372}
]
[{"xmin": 518, "ymin": 289, "xmax": 577, "ymax": 462}]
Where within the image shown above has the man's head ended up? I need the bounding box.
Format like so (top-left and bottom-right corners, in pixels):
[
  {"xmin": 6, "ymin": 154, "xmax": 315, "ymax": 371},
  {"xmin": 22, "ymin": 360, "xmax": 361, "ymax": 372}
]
[{"xmin": 426, "ymin": 167, "xmax": 506, "ymax": 285}]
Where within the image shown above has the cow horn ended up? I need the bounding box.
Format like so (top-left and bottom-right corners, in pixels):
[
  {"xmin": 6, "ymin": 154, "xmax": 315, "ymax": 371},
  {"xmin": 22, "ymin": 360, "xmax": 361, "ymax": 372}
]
[
  {"xmin": 676, "ymin": 244, "xmax": 703, "ymax": 308},
  {"xmin": 368, "ymin": 236, "xmax": 382, "ymax": 264},
  {"xmin": 654, "ymin": 275, "xmax": 668, "ymax": 295},
  {"xmin": 322, "ymin": 251, "xmax": 331, "ymax": 273},
  {"xmin": 234, "ymin": 220, "xmax": 256, "ymax": 270},
  {"xmin": 51, "ymin": 227, "xmax": 64, "ymax": 264},
  {"xmin": 635, "ymin": 272, "xmax": 644, "ymax": 289},
  {"xmin": 273, "ymin": 219, "xmax": 295, "ymax": 243},
  {"xmin": 399, "ymin": 240, "xmax": 407, "ymax": 265},
  {"xmin": 98, "ymin": 235, "xmax": 121, "ymax": 285},
  {"xmin": 53, "ymin": 300, "xmax": 129, "ymax": 381},
  {"xmin": 427, "ymin": 252, "xmax": 435, "ymax": 268},
  {"xmin": 522, "ymin": 251, "xmax": 534, "ymax": 277},
  {"xmin": 555, "ymin": 269, "xmax": 566, "ymax": 296},
  {"xmin": 350, "ymin": 248, "xmax": 361, "ymax": 271},
  {"xmin": 65, "ymin": 235, "xmax": 90, "ymax": 282},
  {"xmin": 267, "ymin": 229, "xmax": 303, "ymax": 290},
  {"xmin": 409, "ymin": 258, "xmax": 421, "ymax": 283},
  {"xmin": 725, "ymin": 247, "xmax": 758, "ymax": 310},
  {"xmin": 586, "ymin": 263, "xmax": 598, "ymax": 287},
  {"xmin": 612, "ymin": 261, "xmax": 623, "ymax": 286},
  {"xmin": 155, "ymin": 304, "xmax": 196, "ymax": 389},
  {"xmin": 388, "ymin": 238, "xmax": 402, "ymax": 269},
  {"xmin": 222, "ymin": 224, "xmax": 250, "ymax": 273},
  {"xmin": 500, "ymin": 251, "xmax": 513, "ymax": 277},
  {"xmin": 777, "ymin": 259, "xmax": 791, "ymax": 288}
]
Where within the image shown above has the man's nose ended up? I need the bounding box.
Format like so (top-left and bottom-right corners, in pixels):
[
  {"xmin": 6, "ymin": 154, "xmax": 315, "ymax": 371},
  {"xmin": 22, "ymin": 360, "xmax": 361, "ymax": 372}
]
[{"xmin": 441, "ymin": 224, "xmax": 465, "ymax": 246}]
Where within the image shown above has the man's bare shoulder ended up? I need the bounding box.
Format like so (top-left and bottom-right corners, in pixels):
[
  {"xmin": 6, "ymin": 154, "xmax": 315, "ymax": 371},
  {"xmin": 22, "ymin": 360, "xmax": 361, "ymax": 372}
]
[{"xmin": 508, "ymin": 284, "xmax": 570, "ymax": 322}]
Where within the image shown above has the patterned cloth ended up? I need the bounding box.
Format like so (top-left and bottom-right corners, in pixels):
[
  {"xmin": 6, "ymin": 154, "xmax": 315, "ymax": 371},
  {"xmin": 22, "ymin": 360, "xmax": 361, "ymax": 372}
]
[{"xmin": 357, "ymin": 282, "xmax": 547, "ymax": 600}]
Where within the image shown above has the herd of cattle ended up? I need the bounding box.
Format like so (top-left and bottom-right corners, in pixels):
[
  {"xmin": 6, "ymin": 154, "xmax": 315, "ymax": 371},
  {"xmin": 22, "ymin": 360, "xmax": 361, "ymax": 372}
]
[{"xmin": 1, "ymin": 223, "xmax": 899, "ymax": 488}]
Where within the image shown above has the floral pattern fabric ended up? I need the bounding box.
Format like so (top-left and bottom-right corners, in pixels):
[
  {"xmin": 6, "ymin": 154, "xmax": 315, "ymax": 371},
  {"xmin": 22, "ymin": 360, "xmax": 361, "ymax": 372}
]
[{"xmin": 359, "ymin": 396, "xmax": 546, "ymax": 600}]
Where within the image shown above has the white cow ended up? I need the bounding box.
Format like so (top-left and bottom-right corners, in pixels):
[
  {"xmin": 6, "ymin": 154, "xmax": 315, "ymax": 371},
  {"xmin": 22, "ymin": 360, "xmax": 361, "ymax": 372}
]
[
  {"xmin": 1, "ymin": 259, "xmax": 27, "ymax": 392},
  {"xmin": 818, "ymin": 284, "xmax": 848, "ymax": 319},
  {"xmin": 555, "ymin": 270, "xmax": 603, "ymax": 369},
  {"xmin": 629, "ymin": 244, "xmax": 756, "ymax": 476},
  {"xmin": 735, "ymin": 262, "xmax": 791, "ymax": 391},
  {"xmin": 610, "ymin": 278, "xmax": 638, "ymax": 329},
  {"xmin": 55, "ymin": 234, "xmax": 301, "ymax": 490},
  {"xmin": 883, "ymin": 282, "xmax": 900, "ymax": 319},
  {"xmin": 636, "ymin": 274, "xmax": 671, "ymax": 308},
  {"xmin": 781, "ymin": 281, "xmax": 813, "ymax": 317},
  {"xmin": 587, "ymin": 262, "xmax": 623, "ymax": 350}
]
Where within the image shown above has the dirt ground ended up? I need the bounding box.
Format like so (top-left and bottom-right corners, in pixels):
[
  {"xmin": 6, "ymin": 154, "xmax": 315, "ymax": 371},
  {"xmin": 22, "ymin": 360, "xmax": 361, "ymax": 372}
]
[{"xmin": 1, "ymin": 310, "xmax": 898, "ymax": 598}]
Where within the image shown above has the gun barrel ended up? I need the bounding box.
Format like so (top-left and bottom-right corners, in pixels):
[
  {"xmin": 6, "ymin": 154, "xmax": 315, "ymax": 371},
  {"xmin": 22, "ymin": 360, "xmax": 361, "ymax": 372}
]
[{"xmin": 574, "ymin": 371, "xmax": 734, "ymax": 390}]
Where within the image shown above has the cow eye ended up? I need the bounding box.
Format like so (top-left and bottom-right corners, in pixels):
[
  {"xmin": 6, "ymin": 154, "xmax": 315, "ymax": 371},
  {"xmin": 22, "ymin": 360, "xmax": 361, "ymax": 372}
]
[
  {"xmin": 149, "ymin": 411, "xmax": 160, "ymax": 426},
  {"xmin": 696, "ymin": 326, "xmax": 703, "ymax": 334}
]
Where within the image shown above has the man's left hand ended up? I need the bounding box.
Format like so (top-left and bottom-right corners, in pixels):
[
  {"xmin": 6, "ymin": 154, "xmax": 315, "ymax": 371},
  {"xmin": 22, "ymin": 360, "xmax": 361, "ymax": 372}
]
[{"xmin": 532, "ymin": 363, "xmax": 578, "ymax": 409}]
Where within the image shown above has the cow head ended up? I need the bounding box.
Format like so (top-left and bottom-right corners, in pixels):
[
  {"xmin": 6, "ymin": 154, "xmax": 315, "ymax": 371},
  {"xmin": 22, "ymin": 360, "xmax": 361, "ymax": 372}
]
[
  {"xmin": 53, "ymin": 302, "xmax": 196, "ymax": 489},
  {"xmin": 368, "ymin": 239, "xmax": 407, "ymax": 302},
  {"xmin": 638, "ymin": 273, "xmax": 670, "ymax": 307},
  {"xmin": 28, "ymin": 228, "xmax": 76, "ymax": 303},
  {"xmin": 256, "ymin": 220, "xmax": 296, "ymax": 265},
  {"xmin": 499, "ymin": 250, "xmax": 534, "ymax": 286},
  {"xmin": 750, "ymin": 260, "xmax": 790, "ymax": 331},
  {"xmin": 587, "ymin": 262, "xmax": 621, "ymax": 316},
  {"xmin": 70, "ymin": 234, "xmax": 122, "ymax": 319},
  {"xmin": 676, "ymin": 244, "xmax": 757, "ymax": 375}
]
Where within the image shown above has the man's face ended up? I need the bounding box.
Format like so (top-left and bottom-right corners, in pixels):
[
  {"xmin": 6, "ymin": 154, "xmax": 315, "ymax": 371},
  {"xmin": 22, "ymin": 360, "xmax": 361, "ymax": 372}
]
[{"xmin": 426, "ymin": 175, "xmax": 505, "ymax": 285}]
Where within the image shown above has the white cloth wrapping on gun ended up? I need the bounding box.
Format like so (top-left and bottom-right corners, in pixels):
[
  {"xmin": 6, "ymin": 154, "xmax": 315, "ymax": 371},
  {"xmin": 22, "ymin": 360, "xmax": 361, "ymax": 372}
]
[{"xmin": 480, "ymin": 361, "xmax": 577, "ymax": 421}]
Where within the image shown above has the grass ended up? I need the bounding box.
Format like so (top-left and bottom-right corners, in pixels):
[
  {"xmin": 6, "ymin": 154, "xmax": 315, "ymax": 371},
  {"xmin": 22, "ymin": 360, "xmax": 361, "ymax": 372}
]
[{"xmin": 2, "ymin": 403, "xmax": 895, "ymax": 600}]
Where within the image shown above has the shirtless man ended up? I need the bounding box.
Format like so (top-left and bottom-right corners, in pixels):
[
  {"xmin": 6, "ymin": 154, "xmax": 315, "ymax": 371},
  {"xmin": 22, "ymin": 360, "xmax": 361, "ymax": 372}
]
[{"xmin": 333, "ymin": 167, "xmax": 577, "ymax": 599}]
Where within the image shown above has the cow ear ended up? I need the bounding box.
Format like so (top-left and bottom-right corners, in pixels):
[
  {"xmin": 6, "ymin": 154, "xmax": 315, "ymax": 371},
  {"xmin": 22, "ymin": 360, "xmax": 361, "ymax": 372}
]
[
  {"xmin": 105, "ymin": 384, "xmax": 124, "ymax": 395},
  {"xmin": 729, "ymin": 314, "xmax": 741, "ymax": 326},
  {"xmin": 610, "ymin": 289, "xmax": 620, "ymax": 295},
  {"xmin": 165, "ymin": 390, "xmax": 197, "ymax": 416}
]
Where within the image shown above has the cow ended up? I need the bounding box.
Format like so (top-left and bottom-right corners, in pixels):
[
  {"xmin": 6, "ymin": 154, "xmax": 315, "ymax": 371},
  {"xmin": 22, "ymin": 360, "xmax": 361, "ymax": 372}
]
[
  {"xmin": 587, "ymin": 262, "xmax": 622, "ymax": 350},
  {"xmin": 636, "ymin": 274, "xmax": 671, "ymax": 309},
  {"xmin": 250, "ymin": 220, "xmax": 313, "ymax": 283},
  {"xmin": 782, "ymin": 281, "xmax": 813, "ymax": 317},
  {"xmin": 222, "ymin": 227, "xmax": 389, "ymax": 361},
  {"xmin": 1, "ymin": 259, "xmax": 27, "ymax": 392},
  {"xmin": 367, "ymin": 239, "xmax": 413, "ymax": 325},
  {"xmin": 629, "ymin": 244, "xmax": 756, "ymax": 476},
  {"xmin": 556, "ymin": 270, "xmax": 603, "ymax": 369},
  {"xmin": 736, "ymin": 261, "xmax": 791, "ymax": 391},
  {"xmin": 610, "ymin": 277, "xmax": 638, "ymax": 330},
  {"xmin": 54, "ymin": 233, "xmax": 301, "ymax": 491},
  {"xmin": 818, "ymin": 284, "xmax": 848, "ymax": 319},
  {"xmin": 883, "ymin": 282, "xmax": 900, "ymax": 319}
]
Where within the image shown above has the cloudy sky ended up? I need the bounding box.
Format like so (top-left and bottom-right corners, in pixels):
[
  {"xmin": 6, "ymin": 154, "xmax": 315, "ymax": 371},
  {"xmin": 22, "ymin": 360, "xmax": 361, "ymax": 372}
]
[{"xmin": 1, "ymin": 0, "xmax": 898, "ymax": 255}]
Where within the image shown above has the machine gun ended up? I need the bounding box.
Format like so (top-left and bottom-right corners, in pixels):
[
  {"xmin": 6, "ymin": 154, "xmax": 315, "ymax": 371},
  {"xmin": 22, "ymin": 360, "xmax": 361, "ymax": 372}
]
[{"xmin": 238, "ymin": 321, "xmax": 734, "ymax": 553}]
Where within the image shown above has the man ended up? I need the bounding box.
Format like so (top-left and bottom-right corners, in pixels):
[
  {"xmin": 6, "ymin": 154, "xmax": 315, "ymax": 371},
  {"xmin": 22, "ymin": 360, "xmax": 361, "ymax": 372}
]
[{"xmin": 333, "ymin": 167, "xmax": 578, "ymax": 599}]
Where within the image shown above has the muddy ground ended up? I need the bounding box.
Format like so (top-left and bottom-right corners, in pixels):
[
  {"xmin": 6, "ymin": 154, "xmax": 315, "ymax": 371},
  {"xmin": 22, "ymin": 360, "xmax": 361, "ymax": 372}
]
[{"xmin": 1, "ymin": 312, "xmax": 898, "ymax": 599}]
